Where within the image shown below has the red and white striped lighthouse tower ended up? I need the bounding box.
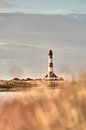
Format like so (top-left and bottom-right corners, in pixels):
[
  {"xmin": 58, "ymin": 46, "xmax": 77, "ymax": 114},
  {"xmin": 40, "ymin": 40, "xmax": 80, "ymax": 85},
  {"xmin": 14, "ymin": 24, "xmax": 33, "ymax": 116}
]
[
  {"xmin": 44, "ymin": 49, "xmax": 64, "ymax": 80},
  {"xmin": 48, "ymin": 50, "xmax": 54, "ymax": 78},
  {"xmin": 45, "ymin": 49, "xmax": 58, "ymax": 80}
]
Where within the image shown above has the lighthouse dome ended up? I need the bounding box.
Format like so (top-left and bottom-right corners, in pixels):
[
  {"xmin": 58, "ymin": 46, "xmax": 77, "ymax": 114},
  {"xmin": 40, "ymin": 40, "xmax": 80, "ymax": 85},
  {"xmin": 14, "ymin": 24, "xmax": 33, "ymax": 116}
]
[{"xmin": 48, "ymin": 49, "xmax": 53, "ymax": 55}]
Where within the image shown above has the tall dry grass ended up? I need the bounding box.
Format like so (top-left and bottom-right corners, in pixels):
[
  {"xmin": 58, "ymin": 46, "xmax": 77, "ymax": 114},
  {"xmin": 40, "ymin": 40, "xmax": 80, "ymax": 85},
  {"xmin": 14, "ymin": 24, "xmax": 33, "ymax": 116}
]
[{"xmin": 0, "ymin": 77, "xmax": 86, "ymax": 130}]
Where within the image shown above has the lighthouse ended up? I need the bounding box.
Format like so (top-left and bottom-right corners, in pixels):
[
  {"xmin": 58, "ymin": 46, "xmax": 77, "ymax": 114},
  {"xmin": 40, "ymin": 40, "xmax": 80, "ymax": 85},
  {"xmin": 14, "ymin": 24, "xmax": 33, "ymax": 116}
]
[
  {"xmin": 44, "ymin": 50, "xmax": 63, "ymax": 80},
  {"xmin": 48, "ymin": 50, "xmax": 54, "ymax": 78},
  {"xmin": 44, "ymin": 50, "xmax": 58, "ymax": 80}
]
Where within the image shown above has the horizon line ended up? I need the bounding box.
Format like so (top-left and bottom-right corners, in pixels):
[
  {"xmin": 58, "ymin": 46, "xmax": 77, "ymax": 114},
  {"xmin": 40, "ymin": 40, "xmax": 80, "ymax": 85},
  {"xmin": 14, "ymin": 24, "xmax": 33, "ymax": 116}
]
[{"xmin": 0, "ymin": 11, "xmax": 86, "ymax": 16}]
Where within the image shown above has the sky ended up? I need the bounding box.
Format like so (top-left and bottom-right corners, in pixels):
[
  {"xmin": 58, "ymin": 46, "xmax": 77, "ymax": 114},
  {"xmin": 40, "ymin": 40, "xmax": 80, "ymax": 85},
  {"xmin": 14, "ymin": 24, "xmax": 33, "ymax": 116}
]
[
  {"xmin": 0, "ymin": 0, "xmax": 86, "ymax": 14},
  {"xmin": 0, "ymin": 1, "xmax": 86, "ymax": 79}
]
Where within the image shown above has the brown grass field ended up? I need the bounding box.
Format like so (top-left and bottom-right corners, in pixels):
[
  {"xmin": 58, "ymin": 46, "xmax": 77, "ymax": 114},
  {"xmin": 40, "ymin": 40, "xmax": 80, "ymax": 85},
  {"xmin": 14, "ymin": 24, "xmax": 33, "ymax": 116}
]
[{"xmin": 0, "ymin": 75, "xmax": 86, "ymax": 130}]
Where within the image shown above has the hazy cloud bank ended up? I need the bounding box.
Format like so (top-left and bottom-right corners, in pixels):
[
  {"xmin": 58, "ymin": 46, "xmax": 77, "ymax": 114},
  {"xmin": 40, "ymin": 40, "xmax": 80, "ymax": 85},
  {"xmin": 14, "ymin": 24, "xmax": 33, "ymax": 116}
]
[
  {"xmin": 0, "ymin": 13, "xmax": 86, "ymax": 79},
  {"xmin": 0, "ymin": 0, "xmax": 12, "ymax": 8}
]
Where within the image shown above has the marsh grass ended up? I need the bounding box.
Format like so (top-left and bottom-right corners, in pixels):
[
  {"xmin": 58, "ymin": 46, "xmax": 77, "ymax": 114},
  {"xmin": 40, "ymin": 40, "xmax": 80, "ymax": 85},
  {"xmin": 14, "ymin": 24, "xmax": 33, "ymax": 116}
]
[{"xmin": 0, "ymin": 77, "xmax": 86, "ymax": 130}]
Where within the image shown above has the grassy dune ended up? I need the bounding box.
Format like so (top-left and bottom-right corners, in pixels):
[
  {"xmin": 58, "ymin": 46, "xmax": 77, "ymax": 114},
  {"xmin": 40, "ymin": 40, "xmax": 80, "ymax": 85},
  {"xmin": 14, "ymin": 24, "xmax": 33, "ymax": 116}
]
[{"xmin": 0, "ymin": 78, "xmax": 86, "ymax": 130}]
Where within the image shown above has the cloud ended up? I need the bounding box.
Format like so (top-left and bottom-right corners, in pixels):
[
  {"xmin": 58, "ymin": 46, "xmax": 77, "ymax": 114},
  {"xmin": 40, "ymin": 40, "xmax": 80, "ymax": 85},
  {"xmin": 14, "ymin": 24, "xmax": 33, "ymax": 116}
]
[{"xmin": 0, "ymin": 0, "xmax": 12, "ymax": 8}]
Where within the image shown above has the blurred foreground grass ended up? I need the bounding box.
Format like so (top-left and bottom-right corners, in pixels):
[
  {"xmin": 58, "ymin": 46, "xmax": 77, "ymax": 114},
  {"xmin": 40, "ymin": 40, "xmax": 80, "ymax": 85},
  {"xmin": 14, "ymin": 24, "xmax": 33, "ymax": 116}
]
[{"xmin": 0, "ymin": 78, "xmax": 86, "ymax": 130}]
